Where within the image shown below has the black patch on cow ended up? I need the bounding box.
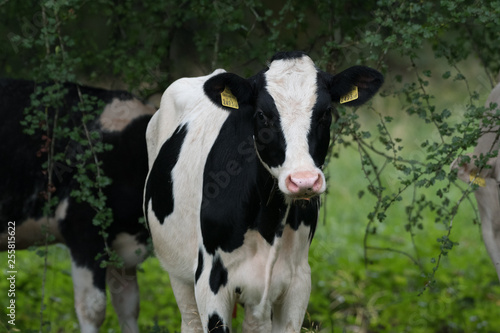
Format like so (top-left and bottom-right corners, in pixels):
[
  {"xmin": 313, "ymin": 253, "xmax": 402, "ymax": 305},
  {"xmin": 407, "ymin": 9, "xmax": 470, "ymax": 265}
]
[
  {"xmin": 209, "ymin": 255, "xmax": 228, "ymax": 294},
  {"xmin": 235, "ymin": 287, "xmax": 242, "ymax": 295},
  {"xmin": 287, "ymin": 198, "xmax": 319, "ymax": 241},
  {"xmin": 253, "ymin": 89, "xmax": 286, "ymax": 168},
  {"xmin": 0, "ymin": 79, "xmax": 66, "ymax": 226},
  {"xmin": 275, "ymin": 222, "xmax": 285, "ymax": 239},
  {"xmin": 195, "ymin": 249, "xmax": 204, "ymax": 283},
  {"xmin": 144, "ymin": 124, "xmax": 187, "ymax": 224},
  {"xmin": 61, "ymin": 196, "xmax": 107, "ymax": 291},
  {"xmin": 101, "ymin": 115, "xmax": 152, "ymax": 245},
  {"xmin": 201, "ymin": 89, "xmax": 286, "ymax": 255},
  {"xmin": 208, "ymin": 313, "xmax": 229, "ymax": 333},
  {"xmin": 270, "ymin": 51, "xmax": 306, "ymax": 62},
  {"xmin": 200, "ymin": 98, "xmax": 255, "ymax": 254},
  {"xmin": 308, "ymin": 73, "xmax": 334, "ymax": 168}
]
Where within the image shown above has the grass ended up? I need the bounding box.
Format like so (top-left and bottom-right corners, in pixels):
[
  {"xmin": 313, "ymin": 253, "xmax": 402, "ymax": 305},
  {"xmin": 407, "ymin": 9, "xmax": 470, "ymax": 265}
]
[{"xmin": 2, "ymin": 56, "xmax": 500, "ymax": 333}]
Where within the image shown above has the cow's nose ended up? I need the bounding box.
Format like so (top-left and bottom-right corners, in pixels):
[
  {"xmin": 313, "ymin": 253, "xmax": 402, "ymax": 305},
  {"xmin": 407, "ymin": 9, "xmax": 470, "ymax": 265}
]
[{"xmin": 285, "ymin": 171, "xmax": 323, "ymax": 196}]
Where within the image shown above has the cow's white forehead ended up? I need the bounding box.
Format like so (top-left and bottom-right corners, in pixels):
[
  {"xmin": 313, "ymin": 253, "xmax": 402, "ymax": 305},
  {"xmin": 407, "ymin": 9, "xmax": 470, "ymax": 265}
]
[
  {"xmin": 262, "ymin": 55, "xmax": 322, "ymax": 193},
  {"xmin": 264, "ymin": 55, "xmax": 318, "ymax": 117}
]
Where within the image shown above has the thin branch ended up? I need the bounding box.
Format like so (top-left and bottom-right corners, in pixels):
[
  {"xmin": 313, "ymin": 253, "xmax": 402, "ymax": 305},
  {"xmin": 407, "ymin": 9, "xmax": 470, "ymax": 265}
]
[
  {"xmin": 406, "ymin": 184, "xmax": 424, "ymax": 272},
  {"xmin": 40, "ymin": 97, "xmax": 59, "ymax": 332},
  {"xmin": 355, "ymin": 139, "xmax": 384, "ymax": 267},
  {"xmin": 365, "ymin": 246, "xmax": 421, "ymax": 268},
  {"xmin": 419, "ymin": 183, "xmax": 474, "ymax": 295},
  {"xmin": 54, "ymin": 9, "xmax": 66, "ymax": 61},
  {"xmin": 76, "ymin": 87, "xmax": 103, "ymax": 192},
  {"xmin": 411, "ymin": 57, "xmax": 445, "ymax": 146},
  {"xmin": 75, "ymin": 86, "xmax": 111, "ymax": 257}
]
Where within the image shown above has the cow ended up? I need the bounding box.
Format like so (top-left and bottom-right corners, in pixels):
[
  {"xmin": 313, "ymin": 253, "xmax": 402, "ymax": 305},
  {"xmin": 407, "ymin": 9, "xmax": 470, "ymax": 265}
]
[
  {"xmin": 144, "ymin": 51, "xmax": 383, "ymax": 332},
  {"xmin": 0, "ymin": 78, "xmax": 155, "ymax": 333},
  {"xmin": 451, "ymin": 82, "xmax": 500, "ymax": 282}
]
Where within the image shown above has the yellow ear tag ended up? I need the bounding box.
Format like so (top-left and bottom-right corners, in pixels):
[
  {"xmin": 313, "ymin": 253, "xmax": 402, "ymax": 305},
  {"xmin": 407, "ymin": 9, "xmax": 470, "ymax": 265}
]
[
  {"xmin": 340, "ymin": 86, "xmax": 359, "ymax": 104},
  {"xmin": 221, "ymin": 86, "xmax": 239, "ymax": 109},
  {"xmin": 470, "ymin": 171, "xmax": 486, "ymax": 187}
]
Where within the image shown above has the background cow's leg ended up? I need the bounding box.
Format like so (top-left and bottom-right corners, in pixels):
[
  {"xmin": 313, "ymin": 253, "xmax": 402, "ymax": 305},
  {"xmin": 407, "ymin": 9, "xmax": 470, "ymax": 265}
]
[
  {"xmin": 475, "ymin": 182, "xmax": 500, "ymax": 280},
  {"xmin": 107, "ymin": 266, "xmax": 140, "ymax": 333},
  {"xmin": 62, "ymin": 202, "xmax": 108, "ymax": 333},
  {"xmin": 170, "ymin": 276, "xmax": 204, "ymax": 333},
  {"xmin": 271, "ymin": 264, "xmax": 311, "ymax": 333},
  {"xmin": 71, "ymin": 261, "xmax": 107, "ymax": 333}
]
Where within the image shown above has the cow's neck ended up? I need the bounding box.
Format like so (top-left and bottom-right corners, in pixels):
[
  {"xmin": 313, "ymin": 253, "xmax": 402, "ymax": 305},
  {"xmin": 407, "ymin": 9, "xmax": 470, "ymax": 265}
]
[
  {"xmin": 252, "ymin": 162, "xmax": 290, "ymax": 244},
  {"xmin": 254, "ymin": 161, "xmax": 319, "ymax": 244}
]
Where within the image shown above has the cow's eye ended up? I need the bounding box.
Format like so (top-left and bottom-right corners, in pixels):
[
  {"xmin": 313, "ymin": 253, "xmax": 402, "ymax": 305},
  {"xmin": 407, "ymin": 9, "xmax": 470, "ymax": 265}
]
[
  {"xmin": 258, "ymin": 110, "xmax": 265, "ymax": 120},
  {"xmin": 257, "ymin": 110, "xmax": 269, "ymax": 126}
]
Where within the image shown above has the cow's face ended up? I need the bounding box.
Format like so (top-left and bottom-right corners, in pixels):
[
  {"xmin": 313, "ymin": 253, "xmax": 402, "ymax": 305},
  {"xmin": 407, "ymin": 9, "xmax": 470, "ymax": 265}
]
[
  {"xmin": 252, "ymin": 54, "xmax": 331, "ymax": 199},
  {"xmin": 204, "ymin": 52, "xmax": 383, "ymax": 200}
]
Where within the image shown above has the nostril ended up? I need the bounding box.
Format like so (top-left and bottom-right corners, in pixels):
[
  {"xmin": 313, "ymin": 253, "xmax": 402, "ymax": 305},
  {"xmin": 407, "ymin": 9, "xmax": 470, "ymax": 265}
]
[
  {"xmin": 285, "ymin": 175, "xmax": 300, "ymax": 193},
  {"xmin": 312, "ymin": 174, "xmax": 323, "ymax": 192}
]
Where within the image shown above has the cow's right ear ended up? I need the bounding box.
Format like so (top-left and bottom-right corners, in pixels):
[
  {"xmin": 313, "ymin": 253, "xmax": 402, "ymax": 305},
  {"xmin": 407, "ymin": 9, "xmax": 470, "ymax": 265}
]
[
  {"xmin": 204, "ymin": 72, "xmax": 254, "ymax": 111},
  {"xmin": 324, "ymin": 66, "xmax": 384, "ymax": 107}
]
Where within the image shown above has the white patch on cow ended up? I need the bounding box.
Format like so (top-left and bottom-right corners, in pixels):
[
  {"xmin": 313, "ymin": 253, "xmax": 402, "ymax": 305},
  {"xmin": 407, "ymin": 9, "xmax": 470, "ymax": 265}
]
[
  {"xmin": 145, "ymin": 69, "xmax": 231, "ymax": 280},
  {"xmin": 111, "ymin": 232, "xmax": 148, "ymax": 268},
  {"xmin": 219, "ymin": 220, "xmax": 312, "ymax": 319},
  {"xmin": 100, "ymin": 98, "xmax": 156, "ymax": 132},
  {"xmin": 55, "ymin": 197, "xmax": 70, "ymax": 219},
  {"xmin": 72, "ymin": 262, "xmax": 107, "ymax": 333},
  {"xmin": 0, "ymin": 198, "xmax": 68, "ymax": 250},
  {"xmin": 263, "ymin": 56, "xmax": 326, "ymax": 198},
  {"xmin": 145, "ymin": 69, "xmax": 226, "ymax": 167}
]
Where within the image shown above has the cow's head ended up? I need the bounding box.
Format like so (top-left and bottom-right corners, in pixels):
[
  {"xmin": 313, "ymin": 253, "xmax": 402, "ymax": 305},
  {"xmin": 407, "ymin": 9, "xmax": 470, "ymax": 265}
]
[{"xmin": 204, "ymin": 51, "xmax": 383, "ymax": 200}]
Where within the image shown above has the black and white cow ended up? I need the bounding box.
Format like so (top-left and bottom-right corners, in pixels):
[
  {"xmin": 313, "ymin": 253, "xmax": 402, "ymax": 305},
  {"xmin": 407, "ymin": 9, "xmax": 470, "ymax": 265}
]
[
  {"xmin": 144, "ymin": 51, "xmax": 383, "ymax": 332},
  {"xmin": 0, "ymin": 79, "xmax": 155, "ymax": 333},
  {"xmin": 451, "ymin": 82, "xmax": 500, "ymax": 281}
]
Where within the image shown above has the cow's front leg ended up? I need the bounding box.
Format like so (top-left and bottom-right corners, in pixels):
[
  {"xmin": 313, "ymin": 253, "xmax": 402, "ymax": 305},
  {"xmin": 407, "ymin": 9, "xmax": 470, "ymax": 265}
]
[
  {"xmin": 169, "ymin": 276, "xmax": 204, "ymax": 333},
  {"xmin": 106, "ymin": 266, "xmax": 140, "ymax": 333},
  {"xmin": 242, "ymin": 304, "xmax": 272, "ymax": 333},
  {"xmin": 195, "ymin": 252, "xmax": 234, "ymax": 333},
  {"xmin": 71, "ymin": 261, "xmax": 107, "ymax": 333},
  {"xmin": 271, "ymin": 262, "xmax": 311, "ymax": 333}
]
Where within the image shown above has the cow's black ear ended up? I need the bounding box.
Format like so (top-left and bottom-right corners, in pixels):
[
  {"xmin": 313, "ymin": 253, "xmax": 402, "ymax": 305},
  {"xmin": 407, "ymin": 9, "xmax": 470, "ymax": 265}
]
[
  {"xmin": 203, "ymin": 72, "xmax": 254, "ymax": 111},
  {"xmin": 324, "ymin": 66, "xmax": 383, "ymax": 107}
]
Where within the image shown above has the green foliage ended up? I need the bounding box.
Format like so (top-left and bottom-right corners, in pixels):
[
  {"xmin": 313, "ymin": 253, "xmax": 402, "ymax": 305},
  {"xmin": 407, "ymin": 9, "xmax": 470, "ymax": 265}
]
[{"xmin": 2, "ymin": 0, "xmax": 500, "ymax": 332}]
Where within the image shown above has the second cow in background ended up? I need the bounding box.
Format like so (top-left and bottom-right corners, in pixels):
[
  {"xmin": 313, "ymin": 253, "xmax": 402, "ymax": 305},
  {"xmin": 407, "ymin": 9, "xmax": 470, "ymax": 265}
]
[
  {"xmin": 0, "ymin": 79, "xmax": 155, "ymax": 333},
  {"xmin": 452, "ymin": 82, "xmax": 500, "ymax": 282}
]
